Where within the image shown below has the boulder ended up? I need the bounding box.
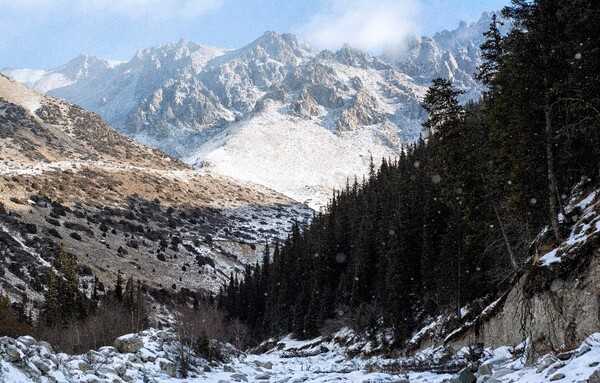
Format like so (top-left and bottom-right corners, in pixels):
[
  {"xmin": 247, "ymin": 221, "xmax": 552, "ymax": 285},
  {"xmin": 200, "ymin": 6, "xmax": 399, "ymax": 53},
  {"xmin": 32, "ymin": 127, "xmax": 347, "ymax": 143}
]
[
  {"xmin": 231, "ymin": 373, "xmax": 249, "ymax": 382},
  {"xmin": 17, "ymin": 335, "xmax": 37, "ymax": 347},
  {"xmin": 224, "ymin": 364, "xmax": 235, "ymax": 372},
  {"xmin": 38, "ymin": 341, "xmax": 54, "ymax": 354},
  {"xmin": 549, "ymin": 372, "xmax": 566, "ymax": 381},
  {"xmin": 255, "ymin": 372, "xmax": 272, "ymax": 380},
  {"xmin": 255, "ymin": 360, "xmax": 273, "ymax": 369},
  {"xmin": 114, "ymin": 335, "xmax": 144, "ymax": 353},
  {"xmin": 4, "ymin": 344, "xmax": 23, "ymax": 362},
  {"xmin": 536, "ymin": 354, "xmax": 560, "ymax": 373},
  {"xmin": 157, "ymin": 358, "xmax": 176, "ymax": 377},
  {"xmin": 546, "ymin": 362, "xmax": 566, "ymax": 377},
  {"xmin": 588, "ymin": 369, "xmax": 600, "ymax": 383},
  {"xmin": 556, "ymin": 350, "xmax": 574, "ymax": 361},
  {"xmin": 576, "ymin": 344, "xmax": 591, "ymax": 357},
  {"xmin": 32, "ymin": 357, "xmax": 52, "ymax": 374},
  {"xmin": 477, "ymin": 363, "xmax": 493, "ymax": 376},
  {"xmin": 455, "ymin": 367, "xmax": 476, "ymax": 383}
]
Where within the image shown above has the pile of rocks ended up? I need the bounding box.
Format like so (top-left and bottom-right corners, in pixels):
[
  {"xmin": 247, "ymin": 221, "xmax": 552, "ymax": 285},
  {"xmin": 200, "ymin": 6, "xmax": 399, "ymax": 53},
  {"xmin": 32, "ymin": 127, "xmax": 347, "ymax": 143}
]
[{"xmin": 0, "ymin": 329, "xmax": 211, "ymax": 382}]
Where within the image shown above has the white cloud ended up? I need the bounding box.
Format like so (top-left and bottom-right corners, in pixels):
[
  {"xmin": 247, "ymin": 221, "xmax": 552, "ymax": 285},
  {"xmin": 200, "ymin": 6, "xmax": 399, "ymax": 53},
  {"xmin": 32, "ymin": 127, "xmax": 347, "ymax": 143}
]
[
  {"xmin": 0, "ymin": 0, "xmax": 223, "ymax": 19},
  {"xmin": 298, "ymin": 0, "xmax": 420, "ymax": 52}
]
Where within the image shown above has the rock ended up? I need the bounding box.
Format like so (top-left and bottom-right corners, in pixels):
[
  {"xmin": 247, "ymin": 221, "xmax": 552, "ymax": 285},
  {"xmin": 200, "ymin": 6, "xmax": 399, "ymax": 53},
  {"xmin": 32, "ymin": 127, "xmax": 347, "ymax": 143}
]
[
  {"xmin": 455, "ymin": 367, "xmax": 476, "ymax": 383},
  {"xmin": 114, "ymin": 363, "xmax": 127, "ymax": 376},
  {"xmin": 255, "ymin": 360, "xmax": 273, "ymax": 369},
  {"xmin": 589, "ymin": 362, "xmax": 599, "ymax": 367},
  {"xmin": 158, "ymin": 358, "xmax": 176, "ymax": 377},
  {"xmin": 204, "ymin": 365, "xmax": 212, "ymax": 372},
  {"xmin": 477, "ymin": 363, "xmax": 493, "ymax": 376},
  {"xmin": 556, "ymin": 350, "xmax": 574, "ymax": 361},
  {"xmin": 224, "ymin": 364, "xmax": 235, "ymax": 372},
  {"xmin": 576, "ymin": 344, "xmax": 592, "ymax": 357},
  {"xmin": 549, "ymin": 372, "xmax": 566, "ymax": 381},
  {"xmin": 546, "ymin": 361, "xmax": 566, "ymax": 376},
  {"xmin": 256, "ymin": 372, "xmax": 272, "ymax": 380},
  {"xmin": 32, "ymin": 357, "xmax": 52, "ymax": 373},
  {"xmin": 537, "ymin": 355, "xmax": 560, "ymax": 373},
  {"xmin": 114, "ymin": 334, "xmax": 144, "ymax": 353},
  {"xmin": 97, "ymin": 366, "xmax": 118, "ymax": 376},
  {"xmin": 137, "ymin": 347, "xmax": 157, "ymax": 362},
  {"xmin": 16, "ymin": 335, "xmax": 37, "ymax": 347},
  {"xmin": 4, "ymin": 344, "xmax": 23, "ymax": 362},
  {"xmin": 231, "ymin": 373, "xmax": 249, "ymax": 382},
  {"xmin": 38, "ymin": 341, "xmax": 54, "ymax": 354},
  {"xmin": 587, "ymin": 369, "xmax": 600, "ymax": 383}
]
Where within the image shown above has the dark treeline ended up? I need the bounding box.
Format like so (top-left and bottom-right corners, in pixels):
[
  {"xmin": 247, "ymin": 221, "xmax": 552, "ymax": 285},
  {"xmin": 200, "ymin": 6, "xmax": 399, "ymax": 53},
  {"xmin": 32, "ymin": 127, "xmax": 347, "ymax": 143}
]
[{"xmin": 219, "ymin": 0, "xmax": 600, "ymax": 346}]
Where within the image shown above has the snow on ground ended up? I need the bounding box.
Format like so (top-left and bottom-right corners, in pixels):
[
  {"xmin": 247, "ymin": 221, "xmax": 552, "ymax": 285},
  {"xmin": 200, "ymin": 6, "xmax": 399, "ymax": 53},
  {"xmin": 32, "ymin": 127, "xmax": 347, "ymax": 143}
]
[
  {"xmin": 539, "ymin": 188, "xmax": 600, "ymax": 267},
  {"xmin": 187, "ymin": 101, "xmax": 400, "ymax": 210},
  {"xmin": 0, "ymin": 158, "xmax": 202, "ymax": 181},
  {"xmin": 1, "ymin": 328, "xmax": 598, "ymax": 383}
]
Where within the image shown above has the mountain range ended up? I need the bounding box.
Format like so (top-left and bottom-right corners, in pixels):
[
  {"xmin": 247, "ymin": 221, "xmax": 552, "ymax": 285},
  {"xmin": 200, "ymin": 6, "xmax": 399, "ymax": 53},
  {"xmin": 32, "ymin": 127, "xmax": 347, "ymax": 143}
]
[{"xmin": 2, "ymin": 12, "xmax": 503, "ymax": 208}]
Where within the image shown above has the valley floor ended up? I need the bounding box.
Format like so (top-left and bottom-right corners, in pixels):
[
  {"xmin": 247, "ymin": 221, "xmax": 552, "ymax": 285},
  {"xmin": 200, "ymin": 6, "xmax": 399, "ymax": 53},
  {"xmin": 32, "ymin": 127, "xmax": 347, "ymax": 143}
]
[{"xmin": 1, "ymin": 328, "xmax": 599, "ymax": 383}]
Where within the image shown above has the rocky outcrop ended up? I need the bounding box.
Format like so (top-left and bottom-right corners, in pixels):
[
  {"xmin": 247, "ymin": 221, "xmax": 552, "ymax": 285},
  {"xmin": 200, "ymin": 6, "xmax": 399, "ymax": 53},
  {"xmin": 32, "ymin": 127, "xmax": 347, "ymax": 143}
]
[
  {"xmin": 290, "ymin": 88, "xmax": 321, "ymax": 118},
  {"xmin": 0, "ymin": 329, "xmax": 214, "ymax": 382},
  {"xmin": 444, "ymin": 188, "xmax": 600, "ymax": 356},
  {"xmin": 336, "ymin": 90, "xmax": 385, "ymax": 131}
]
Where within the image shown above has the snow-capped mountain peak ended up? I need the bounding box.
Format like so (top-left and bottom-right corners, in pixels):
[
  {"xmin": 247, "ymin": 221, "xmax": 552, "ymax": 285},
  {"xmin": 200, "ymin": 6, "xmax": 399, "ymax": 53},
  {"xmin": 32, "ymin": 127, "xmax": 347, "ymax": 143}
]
[{"xmin": 1, "ymin": 13, "xmax": 496, "ymax": 207}]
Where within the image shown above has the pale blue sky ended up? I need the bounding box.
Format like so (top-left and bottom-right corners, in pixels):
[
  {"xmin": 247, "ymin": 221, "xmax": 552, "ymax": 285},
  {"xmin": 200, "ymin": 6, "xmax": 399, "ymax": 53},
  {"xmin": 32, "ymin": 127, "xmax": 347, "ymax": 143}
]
[{"xmin": 0, "ymin": 0, "xmax": 509, "ymax": 69}]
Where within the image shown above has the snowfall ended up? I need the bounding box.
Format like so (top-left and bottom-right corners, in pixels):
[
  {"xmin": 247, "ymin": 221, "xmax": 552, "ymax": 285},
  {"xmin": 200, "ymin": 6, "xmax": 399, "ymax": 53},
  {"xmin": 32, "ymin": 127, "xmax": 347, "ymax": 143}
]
[{"xmin": 0, "ymin": 327, "xmax": 598, "ymax": 383}]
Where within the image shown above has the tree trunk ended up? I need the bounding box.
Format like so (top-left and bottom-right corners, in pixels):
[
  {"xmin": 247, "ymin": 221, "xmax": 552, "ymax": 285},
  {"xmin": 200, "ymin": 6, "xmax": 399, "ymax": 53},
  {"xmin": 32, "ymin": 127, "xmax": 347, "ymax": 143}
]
[
  {"xmin": 544, "ymin": 102, "xmax": 562, "ymax": 243},
  {"xmin": 493, "ymin": 204, "xmax": 519, "ymax": 271}
]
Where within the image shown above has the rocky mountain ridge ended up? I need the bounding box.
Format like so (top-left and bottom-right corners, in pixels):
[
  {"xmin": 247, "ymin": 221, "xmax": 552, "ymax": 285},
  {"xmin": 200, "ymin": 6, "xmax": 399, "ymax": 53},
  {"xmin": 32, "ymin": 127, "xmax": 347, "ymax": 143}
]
[{"xmin": 2, "ymin": 12, "xmax": 501, "ymax": 207}]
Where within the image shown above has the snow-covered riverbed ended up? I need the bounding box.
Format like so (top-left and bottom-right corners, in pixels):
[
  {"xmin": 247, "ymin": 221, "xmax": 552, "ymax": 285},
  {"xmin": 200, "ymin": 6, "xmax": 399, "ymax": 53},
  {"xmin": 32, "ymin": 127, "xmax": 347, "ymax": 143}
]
[{"xmin": 1, "ymin": 329, "xmax": 599, "ymax": 382}]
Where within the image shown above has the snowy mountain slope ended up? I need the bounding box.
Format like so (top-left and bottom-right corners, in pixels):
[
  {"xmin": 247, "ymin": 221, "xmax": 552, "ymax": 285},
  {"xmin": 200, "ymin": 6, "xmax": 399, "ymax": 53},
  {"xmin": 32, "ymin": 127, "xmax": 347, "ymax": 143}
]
[
  {"xmin": 187, "ymin": 100, "xmax": 401, "ymax": 207},
  {"xmin": 0, "ymin": 74, "xmax": 311, "ymax": 307},
  {"xmin": 386, "ymin": 11, "xmax": 510, "ymax": 100},
  {"xmin": 2, "ymin": 13, "xmax": 497, "ymax": 206},
  {"xmin": 2, "ymin": 55, "xmax": 116, "ymax": 94}
]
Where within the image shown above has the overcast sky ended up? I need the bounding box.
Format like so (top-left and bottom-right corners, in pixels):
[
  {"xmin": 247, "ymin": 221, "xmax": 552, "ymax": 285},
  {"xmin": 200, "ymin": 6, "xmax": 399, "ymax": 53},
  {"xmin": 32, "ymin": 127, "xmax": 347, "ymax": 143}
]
[{"xmin": 0, "ymin": 0, "xmax": 509, "ymax": 69}]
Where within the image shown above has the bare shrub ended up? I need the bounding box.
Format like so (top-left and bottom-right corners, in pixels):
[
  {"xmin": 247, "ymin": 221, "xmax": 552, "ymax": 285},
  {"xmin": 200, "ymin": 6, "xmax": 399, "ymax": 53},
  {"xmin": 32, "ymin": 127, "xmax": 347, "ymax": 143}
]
[
  {"xmin": 174, "ymin": 301, "xmax": 249, "ymax": 364},
  {"xmin": 35, "ymin": 296, "xmax": 147, "ymax": 354}
]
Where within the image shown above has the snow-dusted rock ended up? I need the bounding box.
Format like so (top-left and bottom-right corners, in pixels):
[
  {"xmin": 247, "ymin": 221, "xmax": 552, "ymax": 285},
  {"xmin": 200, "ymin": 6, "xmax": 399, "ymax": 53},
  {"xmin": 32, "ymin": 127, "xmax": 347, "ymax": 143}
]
[
  {"xmin": 477, "ymin": 363, "xmax": 493, "ymax": 376},
  {"xmin": 157, "ymin": 357, "xmax": 176, "ymax": 377},
  {"xmin": 114, "ymin": 335, "xmax": 144, "ymax": 354},
  {"xmin": 4, "ymin": 344, "xmax": 23, "ymax": 362}
]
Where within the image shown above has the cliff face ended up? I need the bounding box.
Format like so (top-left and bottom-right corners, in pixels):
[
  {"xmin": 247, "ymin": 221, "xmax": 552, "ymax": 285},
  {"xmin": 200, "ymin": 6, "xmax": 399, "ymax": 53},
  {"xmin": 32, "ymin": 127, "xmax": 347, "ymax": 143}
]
[{"xmin": 445, "ymin": 186, "xmax": 600, "ymax": 355}]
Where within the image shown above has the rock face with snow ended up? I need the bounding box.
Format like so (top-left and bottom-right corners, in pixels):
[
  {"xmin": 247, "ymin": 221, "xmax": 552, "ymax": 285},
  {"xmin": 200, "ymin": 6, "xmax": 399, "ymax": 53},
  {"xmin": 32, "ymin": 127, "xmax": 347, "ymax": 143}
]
[
  {"xmin": 0, "ymin": 74, "xmax": 311, "ymax": 307},
  {"xmin": 442, "ymin": 185, "xmax": 600, "ymax": 355},
  {"xmin": 2, "ymin": 13, "xmax": 500, "ymax": 207},
  {"xmin": 386, "ymin": 11, "xmax": 510, "ymax": 101}
]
